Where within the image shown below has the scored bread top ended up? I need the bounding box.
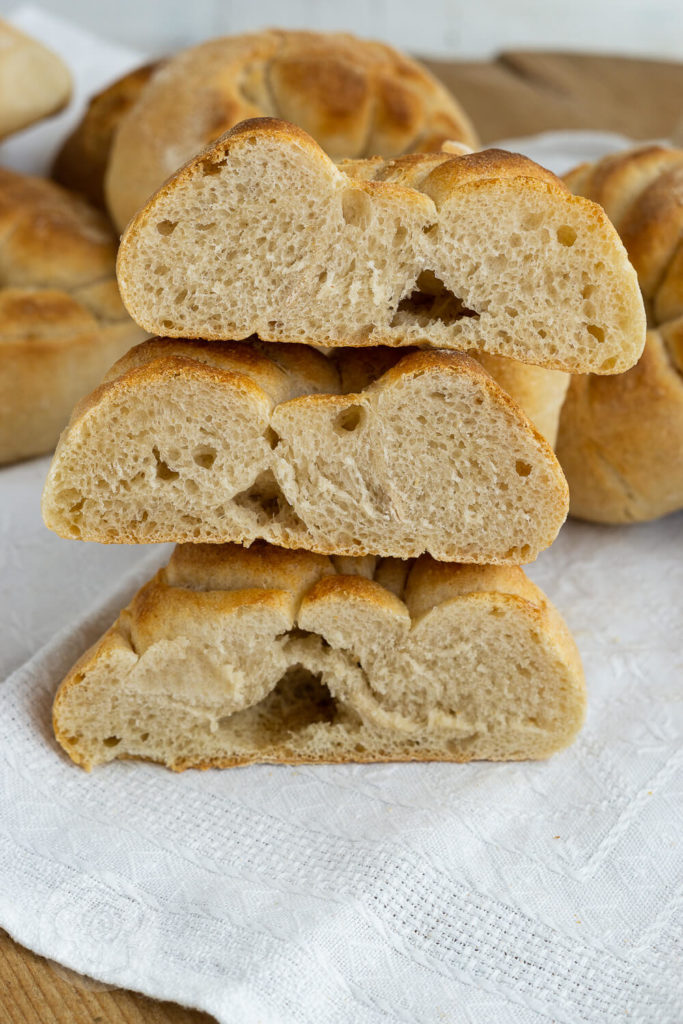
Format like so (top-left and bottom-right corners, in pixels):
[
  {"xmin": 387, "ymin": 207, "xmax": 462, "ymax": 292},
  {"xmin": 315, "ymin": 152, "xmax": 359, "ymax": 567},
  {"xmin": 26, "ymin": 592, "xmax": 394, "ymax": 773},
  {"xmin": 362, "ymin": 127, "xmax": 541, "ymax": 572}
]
[
  {"xmin": 557, "ymin": 146, "xmax": 683, "ymax": 523},
  {"xmin": 42, "ymin": 337, "xmax": 569, "ymax": 563},
  {"xmin": 94, "ymin": 30, "xmax": 477, "ymax": 230},
  {"xmin": 116, "ymin": 117, "xmax": 645, "ymax": 374},
  {"xmin": 53, "ymin": 541, "xmax": 586, "ymax": 770},
  {"xmin": 0, "ymin": 20, "xmax": 71, "ymax": 139},
  {"xmin": 565, "ymin": 145, "xmax": 683, "ymax": 327},
  {"xmin": 0, "ymin": 168, "xmax": 146, "ymax": 464}
]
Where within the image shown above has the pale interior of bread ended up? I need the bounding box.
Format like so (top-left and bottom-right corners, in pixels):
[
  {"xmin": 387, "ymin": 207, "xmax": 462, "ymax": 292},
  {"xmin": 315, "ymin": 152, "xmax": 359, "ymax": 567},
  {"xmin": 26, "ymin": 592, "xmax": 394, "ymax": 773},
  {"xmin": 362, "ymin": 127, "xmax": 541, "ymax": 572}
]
[
  {"xmin": 42, "ymin": 340, "xmax": 568, "ymax": 564},
  {"xmin": 53, "ymin": 543, "xmax": 586, "ymax": 771},
  {"xmin": 117, "ymin": 120, "xmax": 645, "ymax": 374}
]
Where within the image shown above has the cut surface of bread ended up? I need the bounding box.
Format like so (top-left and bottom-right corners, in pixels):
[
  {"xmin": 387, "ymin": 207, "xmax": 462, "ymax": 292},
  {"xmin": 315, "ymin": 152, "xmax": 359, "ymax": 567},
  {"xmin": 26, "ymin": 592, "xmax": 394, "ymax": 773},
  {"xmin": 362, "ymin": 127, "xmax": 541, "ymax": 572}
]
[
  {"xmin": 117, "ymin": 118, "xmax": 645, "ymax": 374},
  {"xmin": 0, "ymin": 168, "xmax": 146, "ymax": 464},
  {"xmin": 557, "ymin": 325, "xmax": 683, "ymax": 521},
  {"xmin": 53, "ymin": 542, "xmax": 586, "ymax": 771},
  {"xmin": 0, "ymin": 19, "xmax": 71, "ymax": 139},
  {"xmin": 42, "ymin": 339, "xmax": 569, "ymax": 563},
  {"xmin": 475, "ymin": 353, "xmax": 569, "ymax": 448},
  {"xmin": 559, "ymin": 146, "xmax": 683, "ymax": 522},
  {"xmin": 96, "ymin": 30, "xmax": 476, "ymax": 230}
]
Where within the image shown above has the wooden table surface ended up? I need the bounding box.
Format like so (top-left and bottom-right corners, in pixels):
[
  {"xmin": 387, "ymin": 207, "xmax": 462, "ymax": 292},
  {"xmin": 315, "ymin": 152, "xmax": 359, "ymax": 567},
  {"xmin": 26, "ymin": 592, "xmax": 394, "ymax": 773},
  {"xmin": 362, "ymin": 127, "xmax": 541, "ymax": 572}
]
[{"xmin": 3, "ymin": 48, "xmax": 682, "ymax": 1024}]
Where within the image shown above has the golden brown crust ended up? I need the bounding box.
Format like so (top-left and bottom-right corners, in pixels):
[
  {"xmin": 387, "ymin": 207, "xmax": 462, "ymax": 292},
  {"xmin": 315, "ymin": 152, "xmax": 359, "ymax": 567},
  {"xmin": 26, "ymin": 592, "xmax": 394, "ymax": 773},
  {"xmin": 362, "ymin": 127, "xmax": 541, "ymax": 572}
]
[
  {"xmin": 618, "ymin": 163, "xmax": 683, "ymax": 298},
  {"xmin": 43, "ymin": 337, "xmax": 569, "ymax": 558},
  {"xmin": 166, "ymin": 540, "xmax": 335, "ymax": 599},
  {"xmin": 0, "ymin": 168, "xmax": 146, "ymax": 464},
  {"xmin": 575, "ymin": 146, "xmax": 683, "ymax": 232},
  {"xmin": 557, "ymin": 328, "xmax": 683, "ymax": 522},
  {"xmin": 97, "ymin": 31, "xmax": 477, "ymax": 229},
  {"xmin": 560, "ymin": 147, "xmax": 683, "ymax": 522},
  {"xmin": 52, "ymin": 62, "xmax": 161, "ymax": 209},
  {"xmin": 53, "ymin": 542, "xmax": 586, "ymax": 770},
  {"xmin": 0, "ymin": 20, "xmax": 71, "ymax": 139},
  {"xmin": 0, "ymin": 168, "xmax": 115, "ymax": 287}
]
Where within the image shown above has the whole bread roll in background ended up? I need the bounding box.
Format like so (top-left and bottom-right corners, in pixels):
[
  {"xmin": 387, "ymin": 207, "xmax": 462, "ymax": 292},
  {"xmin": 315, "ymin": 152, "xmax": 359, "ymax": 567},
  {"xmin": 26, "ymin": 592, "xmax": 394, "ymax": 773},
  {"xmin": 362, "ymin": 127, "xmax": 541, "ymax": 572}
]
[
  {"xmin": 53, "ymin": 541, "xmax": 586, "ymax": 771},
  {"xmin": 0, "ymin": 168, "xmax": 146, "ymax": 464},
  {"xmin": 0, "ymin": 19, "xmax": 71, "ymax": 139},
  {"xmin": 558, "ymin": 146, "xmax": 683, "ymax": 523},
  {"xmin": 51, "ymin": 29, "xmax": 477, "ymax": 230}
]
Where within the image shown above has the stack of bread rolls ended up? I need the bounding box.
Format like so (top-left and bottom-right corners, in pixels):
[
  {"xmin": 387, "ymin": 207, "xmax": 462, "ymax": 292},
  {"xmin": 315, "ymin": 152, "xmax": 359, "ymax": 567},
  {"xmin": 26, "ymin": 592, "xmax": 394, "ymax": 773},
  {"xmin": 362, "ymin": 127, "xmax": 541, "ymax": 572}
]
[{"xmin": 41, "ymin": 95, "xmax": 652, "ymax": 772}]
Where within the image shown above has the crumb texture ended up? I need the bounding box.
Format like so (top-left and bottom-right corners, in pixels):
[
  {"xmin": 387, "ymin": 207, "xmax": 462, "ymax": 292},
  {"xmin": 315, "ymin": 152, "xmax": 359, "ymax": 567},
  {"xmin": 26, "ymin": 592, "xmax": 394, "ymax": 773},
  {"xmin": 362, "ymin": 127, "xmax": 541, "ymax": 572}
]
[
  {"xmin": 42, "ymin": 339, "xmax": 569, "ymax": 563},
  {"xmin": 53, "ymin": 542, "xmax": 586, "ymax": 770},
  {"xmin": 116, "ymin": 118, "xmax": 646, "ymax": 373}
]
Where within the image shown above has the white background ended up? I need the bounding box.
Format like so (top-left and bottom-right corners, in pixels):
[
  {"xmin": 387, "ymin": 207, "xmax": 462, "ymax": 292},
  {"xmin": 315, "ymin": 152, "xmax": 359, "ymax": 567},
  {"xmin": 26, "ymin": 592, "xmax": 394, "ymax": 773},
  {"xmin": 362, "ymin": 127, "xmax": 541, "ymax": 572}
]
[{"xmin": 2, "ymin": 0, "xmax": 682, "ymax": 60}]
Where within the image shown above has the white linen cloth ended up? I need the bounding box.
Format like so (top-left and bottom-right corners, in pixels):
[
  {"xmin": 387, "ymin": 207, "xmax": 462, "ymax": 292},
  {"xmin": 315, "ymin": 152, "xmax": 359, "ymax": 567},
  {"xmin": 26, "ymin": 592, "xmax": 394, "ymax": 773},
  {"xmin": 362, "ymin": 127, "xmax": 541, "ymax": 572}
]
[{"xmin": 0, "ymin": 9, "xmax": 681, "ymax": 1022}]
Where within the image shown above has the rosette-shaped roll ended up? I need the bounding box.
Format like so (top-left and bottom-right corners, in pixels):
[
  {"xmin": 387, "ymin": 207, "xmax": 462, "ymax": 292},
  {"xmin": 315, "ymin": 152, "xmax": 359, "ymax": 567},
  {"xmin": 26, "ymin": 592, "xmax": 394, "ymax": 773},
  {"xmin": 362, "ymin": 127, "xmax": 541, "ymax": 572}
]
[{"xmin": 559, "ymin": 147, "xmax": 683, "ymax": 522}]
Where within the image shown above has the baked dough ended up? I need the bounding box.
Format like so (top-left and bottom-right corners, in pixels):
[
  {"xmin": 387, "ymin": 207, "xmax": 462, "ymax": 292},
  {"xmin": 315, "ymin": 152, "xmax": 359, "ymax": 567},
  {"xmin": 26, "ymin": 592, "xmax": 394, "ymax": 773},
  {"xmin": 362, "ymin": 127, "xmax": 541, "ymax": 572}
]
[
  {"xmin": 558, "ymin": 146, "xmax": 683, "ymax": 522},
  {"xmin": 41, "ymin": 338, "xmax": 569, "ymax": 563},
  {"xmin": 0, "ymin": 168, "xmax": 146, "ymax": 464},
  {"xmin": 53, "ymin": 541, "xmax": 586, "ymax": 770},
  {"xmin": 0, "ymin": 20, "xmax": 71, "ymax": 139},
  {"xmin": 52, "ymin": 62, "xmax": 159, "ymax": 210},
  {"xmin": 93, "ymin": 30, "xmax": 477, "ymax": 230},
  {"xmin": 117, "ymin": 118, "xmax": 645, "ymax": 373}
]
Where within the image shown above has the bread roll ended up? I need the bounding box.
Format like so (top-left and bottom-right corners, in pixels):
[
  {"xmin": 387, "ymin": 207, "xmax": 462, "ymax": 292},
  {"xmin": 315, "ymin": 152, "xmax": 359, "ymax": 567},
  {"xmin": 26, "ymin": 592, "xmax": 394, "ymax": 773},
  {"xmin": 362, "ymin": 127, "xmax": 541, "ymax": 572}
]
[
  {"xmin": 89, "ymin": 30, "xmax": 477, "ymax": 230},
  {"xmin": 53, "ymin": 542, "xmax": 586, "ymax": 770},
  {"xmin": 0, "ymin": 169, "xmax": 146, "ymax": 464},
  {"xmin": 117, "ymin": 118, "xmax": 645, "ymax": 374},
  {"xmin": 42, "ymin": 339, "xmax": 569, "ymax": 563},
  {"xmin": 0, "ymin": 20, "xmax": 71, "ymax": 139},
  {"xmin": 52, "ymin": 62, "xmax": 160, "ymax": 210},
  {"xmin": 475, "ymin": 354, "xmax": 569, "ymax": 448},
  {"xmin": 559, "ymin": 146, "xmax": 683, "ymax": 522}
]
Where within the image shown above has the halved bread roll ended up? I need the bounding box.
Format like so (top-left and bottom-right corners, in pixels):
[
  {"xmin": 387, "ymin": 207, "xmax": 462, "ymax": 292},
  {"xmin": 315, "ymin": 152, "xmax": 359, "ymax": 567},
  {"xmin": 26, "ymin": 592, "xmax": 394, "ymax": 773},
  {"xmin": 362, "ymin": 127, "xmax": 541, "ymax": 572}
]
[
  {"xmin": 53, "ymin": 542, "xmax": 586, "ymax": 770},
  {"xmin": 42, "ymin": 339, "xmax": 569, "ymax": 563},
  {"xmin": 117, "ymin": 117, "xmax": 645, "ymax": 374}
]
